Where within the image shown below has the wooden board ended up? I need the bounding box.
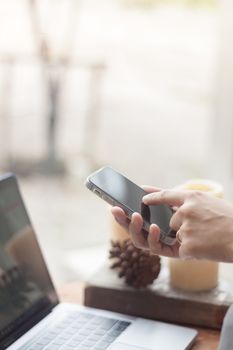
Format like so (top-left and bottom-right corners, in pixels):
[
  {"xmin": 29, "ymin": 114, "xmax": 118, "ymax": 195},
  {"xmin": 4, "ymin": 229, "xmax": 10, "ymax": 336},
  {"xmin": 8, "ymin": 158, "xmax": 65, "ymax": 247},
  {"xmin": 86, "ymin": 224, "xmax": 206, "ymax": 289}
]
[{"xmin": 84, "ymin": 264, "xmax": 233, "ymax": 329}]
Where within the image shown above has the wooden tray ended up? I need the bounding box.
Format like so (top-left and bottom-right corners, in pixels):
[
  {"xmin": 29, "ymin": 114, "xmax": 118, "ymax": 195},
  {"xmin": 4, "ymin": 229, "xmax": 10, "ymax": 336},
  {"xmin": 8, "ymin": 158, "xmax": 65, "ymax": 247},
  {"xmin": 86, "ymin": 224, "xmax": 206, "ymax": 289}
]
[{"xmin": 84, "ymin": 263, "xmax": 233, "ymax": 329}]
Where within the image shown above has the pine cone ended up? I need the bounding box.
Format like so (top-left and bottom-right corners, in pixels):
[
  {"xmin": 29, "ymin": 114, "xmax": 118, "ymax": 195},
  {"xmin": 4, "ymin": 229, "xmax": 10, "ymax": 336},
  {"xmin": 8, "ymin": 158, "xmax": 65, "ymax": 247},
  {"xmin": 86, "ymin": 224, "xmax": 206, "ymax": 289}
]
[{"xmin": 109, "ymin": 239, "xmax": 161, "ymax": 289}]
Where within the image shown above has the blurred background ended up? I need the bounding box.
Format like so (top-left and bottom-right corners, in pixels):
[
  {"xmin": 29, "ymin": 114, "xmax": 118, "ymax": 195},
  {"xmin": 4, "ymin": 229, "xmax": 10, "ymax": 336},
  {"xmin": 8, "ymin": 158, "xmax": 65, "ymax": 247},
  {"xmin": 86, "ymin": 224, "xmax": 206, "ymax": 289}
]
[{"xmin": 1, "ymin": 0, "xmax": 233, "ymax": 287}]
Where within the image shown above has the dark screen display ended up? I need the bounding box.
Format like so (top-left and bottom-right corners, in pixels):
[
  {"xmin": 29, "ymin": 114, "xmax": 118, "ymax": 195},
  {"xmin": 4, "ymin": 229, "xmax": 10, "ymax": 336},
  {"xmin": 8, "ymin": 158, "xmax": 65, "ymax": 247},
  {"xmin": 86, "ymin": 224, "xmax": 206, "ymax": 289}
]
[
  {"xmin": 0, "ymin": 174, "xmax": 58, "ymax": 347},
  {"xmin": 89, "ymin": 167, "xmax": 173, "ymax": 234}
]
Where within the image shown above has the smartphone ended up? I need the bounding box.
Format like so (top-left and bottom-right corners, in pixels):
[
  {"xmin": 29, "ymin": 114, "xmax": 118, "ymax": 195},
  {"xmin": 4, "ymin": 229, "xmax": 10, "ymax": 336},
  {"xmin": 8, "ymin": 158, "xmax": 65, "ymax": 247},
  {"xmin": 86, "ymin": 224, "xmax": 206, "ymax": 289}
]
[{"xmin": 85, "ymin": 166, "xmax": 176, "ymax": 245}]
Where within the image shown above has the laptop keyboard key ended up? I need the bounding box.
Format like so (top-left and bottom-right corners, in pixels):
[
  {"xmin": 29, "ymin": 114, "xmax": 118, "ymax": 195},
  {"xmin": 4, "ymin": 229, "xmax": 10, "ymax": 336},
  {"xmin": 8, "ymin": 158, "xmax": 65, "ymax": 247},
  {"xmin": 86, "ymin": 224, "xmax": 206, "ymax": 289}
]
[
  {"xmin": 94, "ymin": 329, "xmax": 106, "ymax": 336},
  {"xmin": 102, "ymin": 335, "xmax": 115, "ymax": 343},
  {"xmin": 88, "ymin": 334, "xmax": 102, "ymax": 342},
  {"xmin": 78, "ymin": 328, "xmax": 91, "ymax": 336},
  {"xmin": 27, "ymin": 345, "xmax": 45, "ymax": 350},
  {"xmin": 46, "ymin": 345, "xmax": 60, "ymax": 350},
  {"xmin": 72, "ymin": 334, "xmax": 86, "ymax": 342},
  {"xmin": 82, "ymin": 339, "xmax": 97, "ymax": 347},
  {"xmin": 94, "ymin": 341, "xmax": 110, "ymax": 349},
  {"xmin": 51, "ymin": 338, "xmax": 66, "ymax": 346},
  {"xmin": 36, "ymin": 337, "xmax": 52, "ymax": 346},
  {"xmin": 101, "ymin": 319, "xmax": 117, "ymax": 330}
]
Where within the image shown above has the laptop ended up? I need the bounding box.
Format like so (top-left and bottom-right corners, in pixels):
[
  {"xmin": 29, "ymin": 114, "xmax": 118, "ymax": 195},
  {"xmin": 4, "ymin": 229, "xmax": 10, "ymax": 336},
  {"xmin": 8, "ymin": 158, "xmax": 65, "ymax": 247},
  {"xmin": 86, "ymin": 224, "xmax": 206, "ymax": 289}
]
[{"xmin": 0, "ymin": 173, "xmax": 197, "ymax": 350}]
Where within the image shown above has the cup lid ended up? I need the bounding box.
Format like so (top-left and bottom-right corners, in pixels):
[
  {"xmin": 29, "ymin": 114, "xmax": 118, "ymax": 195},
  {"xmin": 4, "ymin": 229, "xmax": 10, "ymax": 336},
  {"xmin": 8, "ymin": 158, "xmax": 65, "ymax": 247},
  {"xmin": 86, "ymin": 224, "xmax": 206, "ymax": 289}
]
[{"xmin": 181, "ymin": 179, "xmax": 223, "ymax": 197}]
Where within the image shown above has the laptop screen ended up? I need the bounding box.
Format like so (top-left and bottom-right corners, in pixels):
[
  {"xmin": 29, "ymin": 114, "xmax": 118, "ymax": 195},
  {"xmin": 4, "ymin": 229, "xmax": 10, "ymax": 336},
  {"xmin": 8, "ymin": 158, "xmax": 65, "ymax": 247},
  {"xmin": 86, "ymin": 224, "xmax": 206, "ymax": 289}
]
[{"xmin": 0, "ymin": 174, "xmax": 58, "ymax": 347}]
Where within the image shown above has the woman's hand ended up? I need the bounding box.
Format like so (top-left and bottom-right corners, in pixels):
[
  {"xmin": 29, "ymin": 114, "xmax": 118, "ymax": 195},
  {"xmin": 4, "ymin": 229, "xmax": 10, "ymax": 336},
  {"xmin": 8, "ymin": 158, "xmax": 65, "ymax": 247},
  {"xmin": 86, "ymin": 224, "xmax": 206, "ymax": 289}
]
[
  {"xmin": 112, "ymin": 186, "xmax": 233, "ymax": 262},
  {"xmin": 143, "ymin": 190, "xmax": 233, "ymax": 262}
]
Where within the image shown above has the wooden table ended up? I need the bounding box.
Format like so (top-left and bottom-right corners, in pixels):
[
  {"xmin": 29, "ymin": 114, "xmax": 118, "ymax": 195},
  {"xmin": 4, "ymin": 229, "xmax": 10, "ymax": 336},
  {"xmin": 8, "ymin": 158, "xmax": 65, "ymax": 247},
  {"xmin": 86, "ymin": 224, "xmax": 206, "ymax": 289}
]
[{"xmin": 58, "ymin": 282, "xmax": 221, "ymax": 350}]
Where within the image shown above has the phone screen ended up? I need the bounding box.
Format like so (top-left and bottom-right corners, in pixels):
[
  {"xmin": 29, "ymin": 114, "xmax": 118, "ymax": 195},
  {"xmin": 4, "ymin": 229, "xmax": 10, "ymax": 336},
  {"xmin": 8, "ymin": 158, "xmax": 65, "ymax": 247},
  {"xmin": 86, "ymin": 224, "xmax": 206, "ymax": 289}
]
[{"xmin": 87, "ymin": 167, "xmax": 175, "ymax": 241}]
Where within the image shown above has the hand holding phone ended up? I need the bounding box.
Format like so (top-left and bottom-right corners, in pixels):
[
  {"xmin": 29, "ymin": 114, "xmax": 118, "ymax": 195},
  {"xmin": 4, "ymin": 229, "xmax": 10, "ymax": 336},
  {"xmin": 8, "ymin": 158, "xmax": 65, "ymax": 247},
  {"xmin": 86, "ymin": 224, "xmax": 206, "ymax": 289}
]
[{"xmin": 85, "ymin": 166, "xmax": 177, "ymax": 245}]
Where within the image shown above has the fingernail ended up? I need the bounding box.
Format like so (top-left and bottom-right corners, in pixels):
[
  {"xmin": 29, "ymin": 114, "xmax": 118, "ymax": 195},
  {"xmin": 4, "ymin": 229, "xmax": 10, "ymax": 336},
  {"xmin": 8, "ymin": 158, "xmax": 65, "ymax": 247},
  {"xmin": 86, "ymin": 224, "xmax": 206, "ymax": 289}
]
[
  {"xmin": 150, "ymin": 224, "xmax": 157, "ymax": 230},
  {"xmin": 142, "ymin": 195, "xmax": 149, "ymax": 203},
  {"xmin": 150, "ymin": 224, "xmax": 160, "ymax": 234}
]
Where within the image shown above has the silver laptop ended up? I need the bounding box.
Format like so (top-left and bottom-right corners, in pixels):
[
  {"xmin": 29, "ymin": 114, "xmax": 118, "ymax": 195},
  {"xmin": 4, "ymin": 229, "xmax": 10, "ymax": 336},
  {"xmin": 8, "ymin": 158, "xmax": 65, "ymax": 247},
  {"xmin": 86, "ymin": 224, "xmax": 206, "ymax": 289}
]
[{"xmin": 0, "ymin": 173, "xmax": 197, "ymax": 350}]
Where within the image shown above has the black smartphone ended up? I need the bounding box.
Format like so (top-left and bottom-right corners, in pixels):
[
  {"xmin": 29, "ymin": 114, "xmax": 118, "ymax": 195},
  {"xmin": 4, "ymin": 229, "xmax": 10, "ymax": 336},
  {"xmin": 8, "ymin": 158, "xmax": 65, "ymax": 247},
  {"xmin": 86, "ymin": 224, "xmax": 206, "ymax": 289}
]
[{"xmin": 85, "ymin": 166, "xmax": 176, "ymax": 245}]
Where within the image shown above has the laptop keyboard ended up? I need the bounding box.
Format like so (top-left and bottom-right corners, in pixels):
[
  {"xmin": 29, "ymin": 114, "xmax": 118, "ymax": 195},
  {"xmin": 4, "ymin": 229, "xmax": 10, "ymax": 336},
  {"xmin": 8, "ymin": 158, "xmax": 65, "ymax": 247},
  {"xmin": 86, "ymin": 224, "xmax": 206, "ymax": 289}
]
[{"xmin": 20, "ymin": 311, "xmax": 130, "ymax": 350}]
